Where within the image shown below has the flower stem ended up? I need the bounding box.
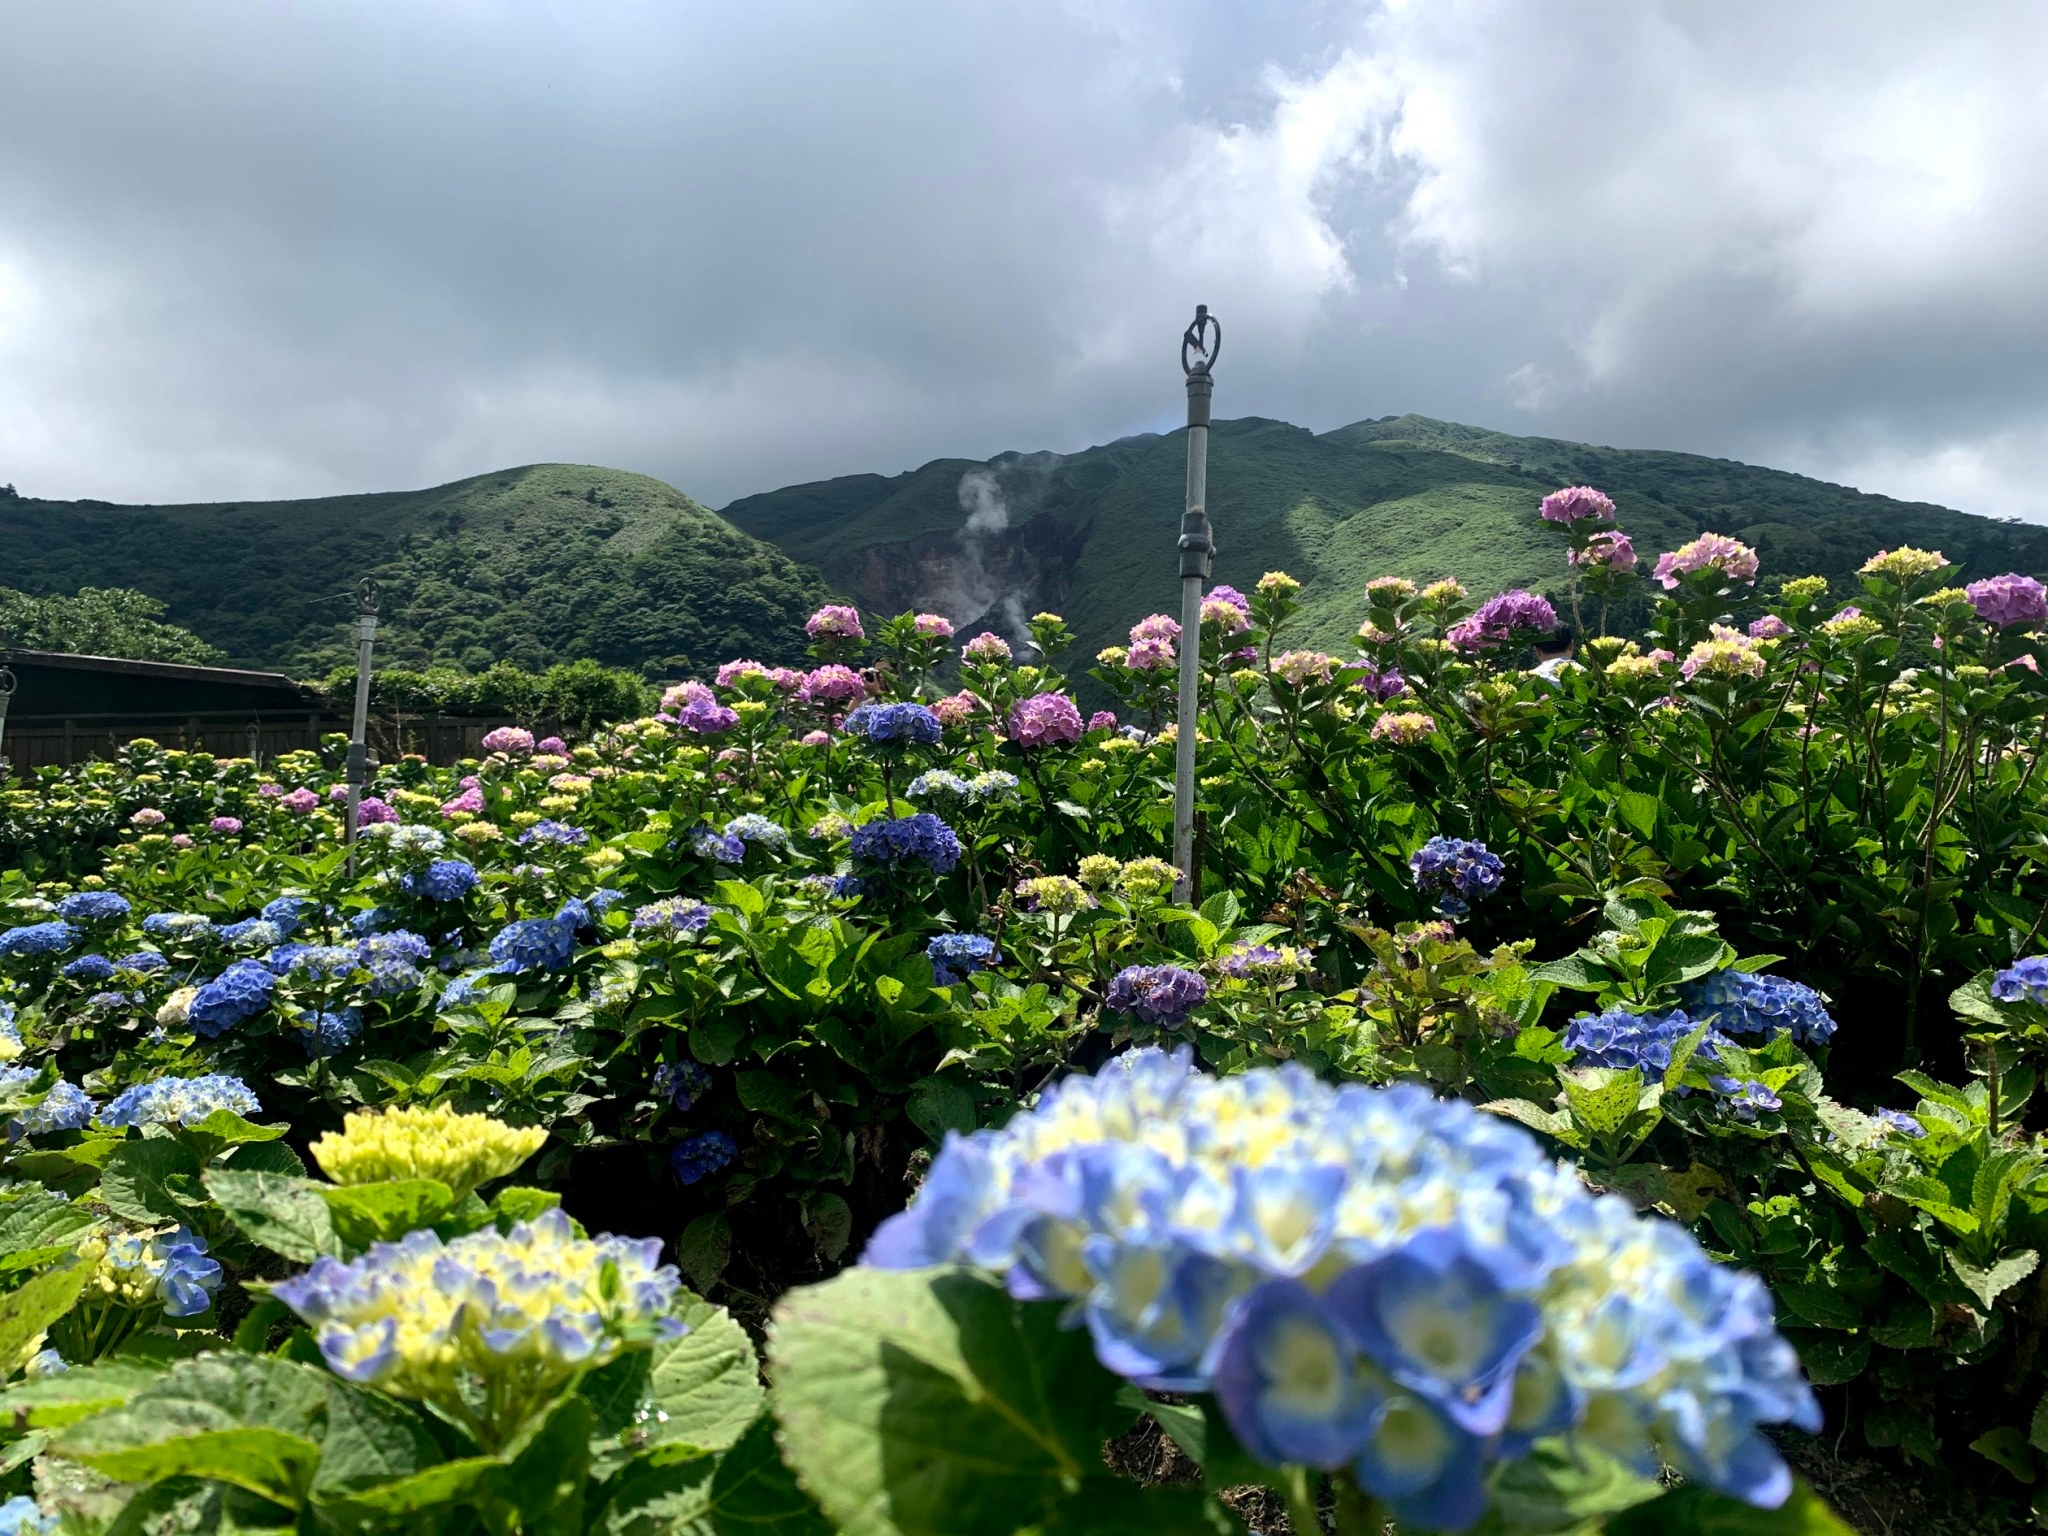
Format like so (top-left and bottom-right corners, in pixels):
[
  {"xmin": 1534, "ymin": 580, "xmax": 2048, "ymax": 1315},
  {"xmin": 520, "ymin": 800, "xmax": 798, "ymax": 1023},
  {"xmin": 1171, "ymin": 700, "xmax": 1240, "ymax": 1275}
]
[
  {"xmin": 1333, "ymin": 1478, "xmax": 1385, "ymax": 1536},
  {"xmin": 1282, "ymin": 1466, "xmax": 1323, "ymax": 1535}
]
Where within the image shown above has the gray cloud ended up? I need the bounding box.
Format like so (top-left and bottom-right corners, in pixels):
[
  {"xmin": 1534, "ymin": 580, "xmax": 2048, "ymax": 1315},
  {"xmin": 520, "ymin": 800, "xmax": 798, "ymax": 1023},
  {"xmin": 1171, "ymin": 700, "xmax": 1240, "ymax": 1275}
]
[{"xmin": 2, "ymin": 0, "xmax": 2046, "ymax": 522}]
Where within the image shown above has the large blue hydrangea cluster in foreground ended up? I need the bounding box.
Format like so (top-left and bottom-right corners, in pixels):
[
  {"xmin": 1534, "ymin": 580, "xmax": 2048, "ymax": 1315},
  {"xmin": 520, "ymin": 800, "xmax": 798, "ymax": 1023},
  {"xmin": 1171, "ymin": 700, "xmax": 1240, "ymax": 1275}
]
[
  {"xmin": 865, "ymin": 1048, "xmax": 1818, "ymax": 1531},
  {"xmin": 1561, "ymin": 1006, "xmax": 1720, "ymax": 1076},
  {"xmin": 849, "ymin": 812, "xmax": 962, "ymax": 874},
  {"xmin": 100, "ymin": 1074, "xmax": 261, "ymax": 1129}
]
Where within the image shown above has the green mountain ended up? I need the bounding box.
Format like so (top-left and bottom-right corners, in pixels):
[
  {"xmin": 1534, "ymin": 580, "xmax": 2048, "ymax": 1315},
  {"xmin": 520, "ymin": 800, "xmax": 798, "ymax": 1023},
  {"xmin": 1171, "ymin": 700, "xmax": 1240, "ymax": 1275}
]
[
  {"xmin": 722, "ymin": 414, "xmax": 2048, "ymax": 663},
  {"xmin": 0, "ymin": 464, "xmax": 831, "ymax": 676}
]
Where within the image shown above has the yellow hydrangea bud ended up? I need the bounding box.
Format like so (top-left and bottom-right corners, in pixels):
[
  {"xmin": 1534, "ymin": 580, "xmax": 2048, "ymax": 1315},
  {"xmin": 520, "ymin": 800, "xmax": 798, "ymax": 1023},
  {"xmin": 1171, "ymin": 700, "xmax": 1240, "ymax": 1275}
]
[
  {"xmin": 311, "ymin": 1105, "xmax": 547, "ymax": 1200},
  {"xmin": 453, "ymin": 821, "xmax": 503, "ymax": 844},
  {"xmin": 1077, "ymin": 854, "xmax": 1122, "ymax": 888}
]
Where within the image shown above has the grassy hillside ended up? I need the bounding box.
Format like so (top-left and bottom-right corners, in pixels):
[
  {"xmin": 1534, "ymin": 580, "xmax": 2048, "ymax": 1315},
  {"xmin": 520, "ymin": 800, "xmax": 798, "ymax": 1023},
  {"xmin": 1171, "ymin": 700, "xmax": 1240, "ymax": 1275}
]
[
  {"xmin": 0, "ymin": 464, "xmax": 832, "ymax": 676},
  {"xmin": 723, "ymin": 414, "xmax": 2048, "ymax": 664}
]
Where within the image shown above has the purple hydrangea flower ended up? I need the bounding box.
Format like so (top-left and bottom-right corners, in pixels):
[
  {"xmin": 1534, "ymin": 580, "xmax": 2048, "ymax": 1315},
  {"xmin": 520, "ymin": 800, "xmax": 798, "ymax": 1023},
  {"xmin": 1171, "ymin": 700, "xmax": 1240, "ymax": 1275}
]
[
  {"xmin": 1447, "ymin": 590, "xmax": 1558, "ymax": 653},
  {"xmin": 846, "ymin": 702, "xmax": 944, "ymax": 745},
  {"xmin": 1539, "ymin": 486, "xmax": 1616, "ymax": 525},
  {"xmin": 1008, "ymin": 692, "xmax": 1084, "ymax": 747},
  {"xmin": 806, "ymin": 605, "xmax": 865, "ymax": 640},
  {"xmin": 1408, "ymin": 837, "xmax": 1505, "ymax": 917},
  {"xmin": 1967, "ymin": 573, "xmax": 2048, "ymax": 628},
  {"xmin": 1105, "ymin": 964, "xmax": 1208, "ymax": 1028}
]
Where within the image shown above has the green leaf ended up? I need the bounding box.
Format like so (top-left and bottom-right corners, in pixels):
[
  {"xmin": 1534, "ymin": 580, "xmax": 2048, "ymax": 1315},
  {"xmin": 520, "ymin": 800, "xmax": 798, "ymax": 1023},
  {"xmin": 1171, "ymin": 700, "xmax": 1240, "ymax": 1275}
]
[
  {"xmin": 225, "ymin": 1139, "xmax": 308, "ymax": 1177},
  {"xmin": 691, "ymin": 1016, "xmax": 747, "ymax": 1066},
  {"xmin": 1529, "ymin": 955, "xmax": 1610, "ymax": 991},
  {"xmin": 1950, "ymin": 972, "xmax": 2009, "ymax": 1030},
  {"xmin": 803, "ymin": 1191, "xmax": 853, "ymax": 1263},
  {"xmin": 1480, "ymin": 1098, "xmax": 1576, "ymax": 1142},
  {"xmin": 0, "ymin": 1186, "xmax": 100, "ymax": 1259},
  {"xmin": 99, "ymin": 1139, "xmax": 204, "ymax": 1226},
  {"xmin": 1487, "ymin": 1439, "xmax": 1665, "ymax": 1529},
  {"xmin": 498, "ymin": 1394, "xmax": 592, "ymax": 1536},
  {"xmin": 341, "ymin": 1454, "xmax": 503, "ymax": 1516},
  {"xmin": 318, "ymin": 1179, "xmax": 457, "ymax": 1250},
  {"xmin": 1950, "ymin": 1249, "xmax": 2039, "ymax": 1310},
  {"xmin": 309, "ymin": 1380, "xmax": 442, "ymax": 1498},
  {"xmin": 1038, "ymin": 1479, "xmax": 1241, "ymax": 1535},
  {"xmin": 600, "ymin": 1417, "xmax": 832, "ymax": 1536},
  {"xmin": 677, "ymin": 1212, "xmax": 732, "ymax": 1294},
  {"xmin": 0, "ymin": 1262, "xmax": 88, "ymax": 1372},
  {"xmin": 0, "ymin": 1357, "xmax": 162, "ymax": 1431},
  {"xmin": 1789, "ymin": 1334, "xmax": 1868, "ymax": 1388},
  {"xmin": 1971, "ymin": 1425, "xmax": 2036, "ymax": 1483},
  {"xmin": 1774, "ymin": 1281, "xmax": 1864, "ymax": 1331},
  {"xmin": 56, "ymin": 1353, "xmax": 329, "ymax": 1508},
  {"xmin": 767, "ymin": 1266, "xmax": 1135, "ymax": 1536},
  {"xmin": 736, "ymin": 1071, "xmax": 806, "ymax": 1127},
  {"xmin": 1615, "ymin": 790, "xmax": 1659, "ymax": 839},
  {"xmin": 1603, "ymin": 1479, "xmax": 1856, "ymax": 1534},
  {"xmin": 201, "ymin": 1170, "xmax": 338, "ymax": 1263},
  {"xmin": 1561, "ymin": 1067, "xmax": 1646, "ymax": 1139},
  {"xmin": 489, "ymin": 1184, "xmax": 562, "ymax": 1232},
  {"xmin": 174, "ymin": 1111, "xmax": 288, "ymax": 1164},
  {"xmin": 906, "ymin": 1077, "xmax": 977, "ymax": 1144},
  {"xmin": 641, "ymin": 1292, "xmax": 767, "ymax": 1458}
]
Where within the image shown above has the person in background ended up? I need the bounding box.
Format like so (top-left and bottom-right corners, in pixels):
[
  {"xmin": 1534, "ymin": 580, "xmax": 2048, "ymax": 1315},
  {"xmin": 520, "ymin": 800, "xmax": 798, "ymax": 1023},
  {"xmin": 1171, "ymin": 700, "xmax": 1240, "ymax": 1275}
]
[{"xmin": 1530, "ymin": 624, "xmax": 1581, "ymax": 685}]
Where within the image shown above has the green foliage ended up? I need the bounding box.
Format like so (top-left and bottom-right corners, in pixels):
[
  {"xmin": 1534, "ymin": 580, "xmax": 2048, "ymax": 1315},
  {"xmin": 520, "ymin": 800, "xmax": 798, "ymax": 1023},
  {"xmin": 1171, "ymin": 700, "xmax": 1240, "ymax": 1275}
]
[
  {"xmin": 1, "ymin": 463, "xmax": 832, "ymax": 676},
  {"xmin": 0, "ymin": 584, "xmax": 222, "ymax": 663}
]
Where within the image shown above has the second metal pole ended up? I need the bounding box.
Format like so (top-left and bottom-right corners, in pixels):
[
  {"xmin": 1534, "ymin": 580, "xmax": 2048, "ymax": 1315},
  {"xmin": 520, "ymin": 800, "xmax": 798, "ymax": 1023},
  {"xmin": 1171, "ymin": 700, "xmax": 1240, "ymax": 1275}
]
[
  {"xmin": 1173, "ymin": 307, "xmax": 1218, "ymax": 902},
  {"xmin": 344, "ymin": 579, "xmax": 379, "ymax": 873}
]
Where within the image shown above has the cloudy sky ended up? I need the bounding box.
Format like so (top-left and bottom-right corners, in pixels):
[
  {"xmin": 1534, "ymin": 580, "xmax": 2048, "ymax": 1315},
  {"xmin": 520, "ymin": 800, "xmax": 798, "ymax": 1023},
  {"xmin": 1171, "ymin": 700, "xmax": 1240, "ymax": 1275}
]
[{"xmin": 4, "ymin": 0, "xmax": 2046, "ymax": 519}]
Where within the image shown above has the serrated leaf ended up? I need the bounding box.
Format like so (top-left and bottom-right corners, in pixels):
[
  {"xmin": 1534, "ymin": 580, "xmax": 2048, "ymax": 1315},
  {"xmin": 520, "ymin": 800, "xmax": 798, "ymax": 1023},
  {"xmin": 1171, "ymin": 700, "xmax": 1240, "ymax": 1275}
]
[
  {"xmin": 0, "ymin": 1262, "xmax": 87, "ymax": 1373},
  {"xmin": 1039, "ymin": 1479, "xmax": 1241, "ymax": 1535},
  {"xmin": 489, "ymin": 1185, "xmax": 562, "ymax": 1232},
  {"xmin": 0, "ymin": 1186, "xmax": 100, "ymax": 1259},
  {"xmin": 56, "ymin": 1353, "xmax": 329, "ymax": 1507},
  {"xmin": 1950, "ymin": 972, "xmax": 2009, "ymax": 1029},
  {"xmin": 1561, "ymin": 1067, "xmax": 1645, "ymax": 1139},
  {"xmin": 1950, "ymin": 1249, "xmax": 2039, "ymax": 1310},
  {"xmin": 600, "ymin": 1417, "xmax": 832, "ymax": 1536},
  {"xmin": 0, "ymin": 1359, "xmax": 164, "ymax": 1432},
  {"xmin": 1774, "ymin": 1281, "xmax": 1864, "ymax": 1331},
  {"xmin": 1479, "ymin": 1098, "xmax": 1571, "ymax": 1138},
  {"xmin": 803, "ymin": 1191, "xmax": 853, "ymax": 1263},
  {"xmin": 1615, "ymin": 790, "xmax": 1659, "ymax": 839},
  {"xmin": 905, "ymin": 1077, "xmax": 976, "ymax": 1144},
  {"xmin": 1970, "ymin": 1425, "xmax": 2036, "ymax": 1482},
  {"xmin": 99, "ymin": 1140, "xmax": 204, "ymax": 1226},
  {"xmin": 641, "ymin": 1293, "xmax": 765, "ymax": 1457},
  {"xmin": 318, "ymin": 1179, "xmax": 457, "ymax": 1250},
  {"xmin": 768, "ymin": 1266, "xmax": 1134, "ymax": 1536},
  {"xmin": 310, "ymin": 1381, "xmax": 442, "ymax": 1498},
  {"xmin": 201, "ymin": 1170, "xmax": 338, "ymax": 1263},
  {"xmin": 677, "ymin": 1213, "xmax": 731, "ymax": 1294}
]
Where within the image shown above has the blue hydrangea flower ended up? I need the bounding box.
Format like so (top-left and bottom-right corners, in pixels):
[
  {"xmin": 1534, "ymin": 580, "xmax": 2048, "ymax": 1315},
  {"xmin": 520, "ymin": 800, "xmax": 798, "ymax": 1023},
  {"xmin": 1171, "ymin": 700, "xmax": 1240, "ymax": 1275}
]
[
  {"xmin": 152, "ymin": 1228, "xmax": 222, "ymax": 1317},
  {"xmin": 1873, "ymin": 1107, "xmax": 1923, "ymax": 1138},
  {"xmin": 0, "ymin": 1074, "xmax": 96, "ymax": 1136},
  {"xmin": 114, "ymin": 951, "xmax": 169, "ymax": 974},
  {"xmin": 349, "ymin": 906, "xmax": 397, "ymax": 936},
  {"xmin": 100, "ymin": 1074, "xmax": 262, "ymax": 1128},
  {"xmin": 218, "ymin": 918, "xmax": 284, "ymax": 949},
  {"xmin": 632, "ymin": 898, "xmax": 712, "ymax": 934},
  {"xmin": 846, "ymin": 702, "xmax": 944, "ymax": 745},
  {"xmin": 518, "ymin": 819, "xmax": 590, "ymax": 848},
  {"xmin": 671, "ymin": 1131, "xmax": 738, "ymax": 1186},
  {"xmin": 358, "ymin": 931, "xmax": 431, "ymax": 996},
  {"xmin": 401, "ymin": 859, "xmax": 480, "ymax": 902},
  {"xmin": 864, "ymin": 1047, "xmax": 1821, "ymax": 1526},
  {"xmin": 724, "ymin": 814, "xmax": 789, "ymax": 850},
  {"xmin": 1562, "ymin": 1007, "xmax": 1722, "ymax": 1077},
  {"xmin": 298, "ymin": 1008, "xmax": 365, "ymax": 1057},
  {"xmin": 61, "ymin": 954, "xmax": 117, "ymax": 984},
  {"xmin": 141, "ymin": 913, "xmax": 214, "ymax": 942},
  {"xmin": 1408, "ymin": 837, "xmax": 1505, "ymax": 918},
  {"xmin": 1106, "ymin": 965, "xmax": 1207, "ymax": 1027},
  {"xmin": 1710, "ymin": 1077, "xmax": 1783, "ymax": 1122},
  {"xmin": 187, "ymin": 959, "xmax": 278, "ymax": 1038},
  {"xmin": 0, "ymin": 1494, "xmax": 53, "ymax": 1536},
  {"xmin": 849, "ymin": 813, "xmax": 962, "ymax": 874},
  {"xmin": 261, "ymin": 896, "xmax": 316, "ymax": 936},
  {"xmin": 438, "ymin": 970, "xmax": 508, "ymax": 1012},
  {"xmin": 0, "ymin": 922, "xmax": 80, "ymax": 960},
  {"xmin": 1680, "ymin": 970, "xmax": 1836, "ymax": 1046},
  {"xmin": 487, "ymin": 906, "xmax": 580, "ymax": 975},
  {"xmin": 688, "ymin": 825, "xmax": 746, "ymax": 863},
  {"xmin": 927, "ymin": 933, "xmax": 999, "ymax": 986},
  {"xmin": 55, "ymin": 891, "xmax": 130, "ymax": 924},
  {"xmin": 653, "ymin": 1059, "xmax": 714, "ymax": 1112},
  {"xmin": 1992, "ymin": 955, "xmax": 2048, "ymax": 1006},
  {"xmin": 589, "ymin": 888, "xmax": 628, "ymax": 916}
]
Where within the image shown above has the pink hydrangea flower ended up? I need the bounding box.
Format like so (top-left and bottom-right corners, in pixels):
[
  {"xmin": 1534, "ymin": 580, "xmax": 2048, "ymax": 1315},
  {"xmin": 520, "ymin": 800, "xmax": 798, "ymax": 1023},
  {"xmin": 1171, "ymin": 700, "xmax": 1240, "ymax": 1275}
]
[
  {"xmin": 1967, "ymin": 573, "xmax": 2048, "ymax": 628},
  {"xmin": 931, "ymin": 691, "xmax": 982, "ymax": 726},
  {"xmin": 1200, "ymin": 585, "xmax": 1252, "ymax": 635},
  {"xmin": 716, "ymin": 659, "xmax": 769, "ymax": 689},
  {"xmin": 282, "ymin": 788, "xmax": 320, "ymax": 815},
  {"xmin": 798, "ymin": 665, "xmax": 866, "ymax": 710},
  {"xmin": 1272, "ymin": 650, "xmax": 1337, "ymax": 686},
  {"xmin": 130, "ymin": 808, "xmax": 166, "ymax": 827},
  {"xmin": 1449, "ymin": 590, "xmax": 1559, "ymax": 652},
  {"xmin": 257, "ymin": 783, "xmax": 286, "ymax": 799},
  {"xmin": 537, "ymin": 737, "xmax": 567, "ymax": 755},
  {"xmin": 170, "ymin": 834, "xmax": 194, "ymax": 850},
  {"xmin": 1087, "ymin": 710, "xmax": 1118, "ymax": 732},
  {"xmin": 961, "ymin": 633, "xmax": 1012, "ymax": 665},
  {"xmin": 209, "ymin": 816, "xmax": 243, "ymax": 834},
  {"xmin": 806, "ymin": 605, "xmax": 865, "ymax": 640},
  {"xmin": 913, "ymin": 613, "xmax": 955, "ymax": 638},
  {"xmin": 1130, "ymin": 614, "xmax": 1181, "ymax": 645},
  {"xmin": 1008, "ymin": 692, "xmax": 1084, "ymax": 747},
  {"xmin": 1748, "ymin": 615, "xmax": 1792, "ymax": 640},
  {"xmin": 1539, "ymin": 486, "xmax": 1616, "ymax": 524},
  {"xmin": 481, "ymin": 726, "xmax": 536, "ymax": 755},
  {"xmin": 1370, "ymin": 712, "xmax": 1437, "ymax": 744},
  {"xmin": 800, "ymin": 730, "xmax": 832, "ymax": 747},
  {"xmin": 328, "ymin": 785, "xmax": 350, "ymax": 803},
  {"xmin": 356, "ymin": 798, "xmax": 398, "ymax": 827},
  {"xmin": 1652, "ymin": 533, "xmax": 1759, "ymax": 591},
  {"xmin": 441, "ymin": 786, "xmax": 485, "ymax": 817},
  {"xmin": 1570, "ymin": 530, "xmax": 1638, "ymax": 573},
  {"xmin": 1126, "ymin": 637, "xmax": 1176, "ymax": 672}
]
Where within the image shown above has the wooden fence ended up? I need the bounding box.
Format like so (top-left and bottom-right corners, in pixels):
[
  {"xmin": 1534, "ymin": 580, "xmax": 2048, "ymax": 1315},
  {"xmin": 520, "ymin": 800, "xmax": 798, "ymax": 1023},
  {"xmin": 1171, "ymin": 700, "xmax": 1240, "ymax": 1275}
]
[{"xmin": 1, "ymin": 711, "xmax": 540, "ymax": 777}]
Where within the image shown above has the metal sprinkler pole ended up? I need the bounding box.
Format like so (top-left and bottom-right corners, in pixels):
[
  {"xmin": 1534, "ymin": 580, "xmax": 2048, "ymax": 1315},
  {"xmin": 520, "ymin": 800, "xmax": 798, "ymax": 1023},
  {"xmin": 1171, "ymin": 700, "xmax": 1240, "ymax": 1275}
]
[
  {"xmin": 0, "ymin": 667, "xmax": 15, "ymax": 780},
  {"xmin": 344, "ymin": 578, "xmax": 379, "ymax": 874},
  {"xmin": 1173, "ymin": 306, "xmax": 1219, "ymax": 902}
]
